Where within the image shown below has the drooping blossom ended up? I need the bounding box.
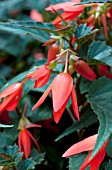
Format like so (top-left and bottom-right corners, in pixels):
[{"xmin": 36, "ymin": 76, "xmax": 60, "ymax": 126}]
[
  {"xmin": 32, "ymin": 72, "xmax": 79, "ymax": 123},
  {"xmin": 18, "ymin": 103, "xmax": 41, "ymax": 159},
  {"xmin": 74, "ymin": 60, "xmax": 96, "ymax": 81},
  {"xmin": 26, "ymin": 44, "xmax": 60, "ymax": 88},
  {"xmin": 63, "ymin": 134, "xmax": 108, "ymax": 170},
  {"xmin": 0, "ymin": 83, "xmax": 22, "ymax": 113},
  {"xmin": 18, "ymin": 129, "xmax": 41, "ymax": 158},
  {"xmin": 45, "ymin": 0, "xmax": 84, "ymax": 25},
  {"xmin": 26, "ymin": 65, "xmax": 51, "ymax": 88},
  {"xmin": 30, "ymin": 10, "xmax": 43, "ymax": 22}
]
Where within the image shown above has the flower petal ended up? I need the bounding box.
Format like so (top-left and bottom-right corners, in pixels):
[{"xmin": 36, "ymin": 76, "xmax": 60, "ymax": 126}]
[
  {"xmin": 100, "ymin": 13, "xmax": 108, "ymax": 40},
  {"xmin": 52, "ymin": 73, "xmax": 73, "ymax": 112},
  {"xmin": 62, "ymin": 134, "xmax": 98, "ymax": 157},
  {"xmin": 53, "ymin": 96, "xmax": 69, "ymax": 123},
  {"xmin": 71, "ymin": 87, "xmax": 80, "ymax": 121},
  {"xmin": 45, "ymin": 2, "xmax": 73, "ymax": 12},
  {"xmin": 19, "ymin": 129, "xmax": 31, "ymax": 159},
  {"xmin": 53, "ymin": 9, "xmax": 84, "ymax": 25},
  {"xmin": 26, "ymin": 65, "xmax": 49, "ymax": 79},
  {"xmin": 0, "ymin": 83, "xmax": 21, "ymax": 99},
  {"xmin": 80, "ymin": 139, "xmax": 108, "ymax": 170},
  {"xmin": 32, "ymin": 84, "xmax": 52, "ymax": 110},
  {"xmin": 6, "ymin": 88, "xmax": 22, "ymax": 111},
  {"xmin": 0, "ymin": 89, "xmax": 22, "ymax": 113},
  {"xmin": 34, "ymin": 72, "xmax": 50, "ymax": 88},
  {"xmin": 62, "ymin": 5, "xmax": 84, "ymax": 12},
  {"xmin": 27, "ymin": 130, "xmax": 41, "ymax": 153}
]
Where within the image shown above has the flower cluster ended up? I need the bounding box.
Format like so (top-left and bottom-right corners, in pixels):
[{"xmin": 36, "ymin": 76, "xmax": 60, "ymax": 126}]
[{"xmin": 0, "ymin": 0, "xmax": 111, "ymax": 169}]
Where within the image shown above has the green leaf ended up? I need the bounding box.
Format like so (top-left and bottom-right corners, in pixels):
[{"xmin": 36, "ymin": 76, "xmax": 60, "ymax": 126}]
[
  {"xmin": 27, "ymin": 104, "xmax": 52, "ymax": 122},
  {"xmin": 0, "ymin": 32, "xmax": 31, "ymax": 56},
  {"xmin": 16, "ymin": 158, "xmax": 35, "ymax": 170},
  {"xmin": 106, "ymin": 160, "xmax": 112, "ymax": 170},
  {"xmin": 0, "ymin": 132, "xmax": 14, "ymax": 147},
  {"xmin": 75, "ymin": 24, "xmax": 98, "ymax": 46},
  {"xmin": 80, "ymin": 77, "xmax": 92, "ymax": 94},
  {"xmin": 76, "ymin": 29, "xmax": 98, "ymax": 47},
  {"xmin": 0, "ymin": 67, "xmax": 35, "ymax": 92},
  {"xmin": 0, "ymin": 21, "xmax": 55, "ymax": 42},
  {"xmin": 0, "ymin": 0, "xmax": 25, "ymax": 19},
  {"xmin": 55, "ymin": 107, "xmax": 97, "ymax": 141},
  {"xmin": 0, "ymin": 144, "xmax": 22, "ymax": 166},
  {"xmin": 30, "ymin": 148, "xmax": 45, "ymax": 165},
  {"xmin": 75, "ymin": 24, "xmax": 93, "ymax": 38},
  {"xmin": 87, "ymin": 41, "xmax": 112, "ymax": 66},
  {"xmin": 88, "ymin": 77, "xmax": 112, "ymax": 159},
  {"xmin": 0, "ymin": 144, "xmax": 36, "ymax": 170},
  {"xmin": 69, "ymin": 154, "xmax": 89, "ymax": 170},
  {"xmin": 0, "ymin": 124, "xmax": 13, "ymax": 128}
]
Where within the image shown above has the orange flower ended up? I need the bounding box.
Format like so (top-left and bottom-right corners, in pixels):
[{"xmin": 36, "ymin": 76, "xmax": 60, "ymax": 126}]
[
  {"xmin": 30, "ymin": 10, "xmax": 43, "ymax": 22},
  {"xmin": 26, "ymin": 65, "xmax": 51, "ymax": 88},
  {"xmin": 27, "ymin": 44, "xmax": 60, "ymax": 88},
  {"xmin": 45, "ymin": 1, "xmax": 84, "ymax": 25},
  {"xmin": 18, "ymin": 129, "xmax": 41, "ymax": 158},
  {"xmin": 0, "ymin": 83, "xmax": 22, "ymax": 113},
  {"xmin": 32, "ymin": 72, "xmax": 79, "ymax": 123},
  {"xmin": 74, "ymin": 60, "xmax": 96, "ymax": 81},
  {"xmin": 63, "ymin": 134, "xmax": 108, "ymax": 170}
]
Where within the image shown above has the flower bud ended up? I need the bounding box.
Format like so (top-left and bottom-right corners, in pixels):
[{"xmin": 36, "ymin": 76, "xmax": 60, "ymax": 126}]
[
  {"xmin": 74, "ymin": 60, "xmax": 96, "ymax": 81},
  {"xmin": 47, "ymin": 44, "xmax": 60, "ymax": 63}
]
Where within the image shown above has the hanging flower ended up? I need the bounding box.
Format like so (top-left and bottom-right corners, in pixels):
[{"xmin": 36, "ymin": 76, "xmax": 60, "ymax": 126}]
[
  {"xmin": 45, "ymin": 1, "xmax": 84, "ymax": 25},
  {"xmin": 18, "ymin": 102, "xmax": 41, "ymax": 159},
  {"xmin": 63, "ymin": 134, "xmax": 108, "ymax": 170},
  {"xmin": 32, "ymin": 72, "xmax": 79, "ymax": 123},
  {"xmin": 26, "ymin": 44, "xmax": 60, "ymax": 88},
  {"xmin": 26, "ymin": 65, "xmax": 51, "ymax": 88},
  {"xmin": 18, "ymin": 129, "xmax": 41, "ymax": 158},
  {"xmin": 0, "ymin": 83, "xmax": 22, "ymax": 113}
]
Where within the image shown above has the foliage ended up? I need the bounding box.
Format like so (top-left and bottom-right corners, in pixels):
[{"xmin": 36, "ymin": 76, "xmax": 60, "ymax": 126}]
[{"xmin": 0, "ymin": 0, "xmax": 112, "ymax": 169}]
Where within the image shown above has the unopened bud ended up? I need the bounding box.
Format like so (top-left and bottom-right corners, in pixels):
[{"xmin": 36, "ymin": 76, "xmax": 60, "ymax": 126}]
[
  {"xmin": 74, "ymin": 60, "xmax": 96, "ymax": 81},
  {"xmin": 47, "ymin": 44, "xmax": 60, "ymax": 63}
]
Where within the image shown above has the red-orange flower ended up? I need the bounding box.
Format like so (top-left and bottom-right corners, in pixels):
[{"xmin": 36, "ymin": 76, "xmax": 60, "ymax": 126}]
[
  {"xmin": 27, "ymin": 44, "xmax": 60, "ymax": 88},
  {"xmin": 45, "ymin": 1, "xmax": 84, "ymax": 25},
  {"xmin": 26, "ymin": 65, "xmax": 51, "ymax": 88},
  {"xmin": 32, "ymin": 72, "xmax": 79, "ymax": 123},
  {"xmin": 18, "ymin": 129, "xmax": 41, "ymax": 158},
  {"xmin": 63, "ymin": 134, "xmax": 108, "ymax": 170},
  {"xmin": 74, "ymin": 60, "xmax": 96, "ymax": 81},
  {"xmin": 0, "ymin": 83, "xmax": 22, "ymax": 113}
]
